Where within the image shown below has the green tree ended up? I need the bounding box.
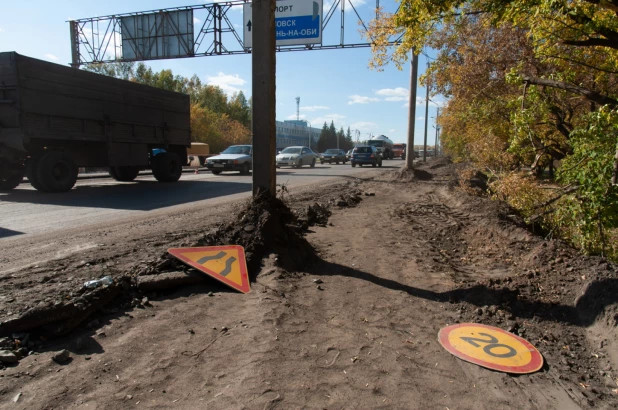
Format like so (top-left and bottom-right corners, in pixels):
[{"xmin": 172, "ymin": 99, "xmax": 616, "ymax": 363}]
[
  {"xmin": 365, "ymin": 0, "xmax": 618, "ymax": 259},
  {"xmin": 227, "ymin": 91, "xmax": 251, "ymax": 128}
]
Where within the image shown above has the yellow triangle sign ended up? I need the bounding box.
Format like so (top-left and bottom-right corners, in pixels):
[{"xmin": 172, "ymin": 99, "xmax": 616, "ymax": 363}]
[{"xmin": 168, "ymin": 245, "xmax": 250, "ymax": 294}]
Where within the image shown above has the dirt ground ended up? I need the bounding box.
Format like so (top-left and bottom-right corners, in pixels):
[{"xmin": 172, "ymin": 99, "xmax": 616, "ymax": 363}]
[{"xmin": 0, "ymin": 159, "xmax": 617, "ymax": 409}]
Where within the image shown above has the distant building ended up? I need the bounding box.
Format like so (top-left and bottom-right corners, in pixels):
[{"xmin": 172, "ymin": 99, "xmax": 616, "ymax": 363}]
[{"xmin": 276, "ymin": 120, "xmax": 320, "ymax": 151}]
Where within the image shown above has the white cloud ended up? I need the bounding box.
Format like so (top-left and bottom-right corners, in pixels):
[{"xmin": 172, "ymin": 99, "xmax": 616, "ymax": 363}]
[
  {"xmin": 206, "ymin": 72, "xmax": 247, "ymax": 95},
  {"xmin": 301, "ymin": 105, "xmax": 330, "ymax": 112},
  {"xmin": 44, "ymin": 53, "xmax": 59, "ymax": 61},
  {"xmin": 348, "ymin": 95, "xmax": 379, "ymax": 105},
  {"xmin": 351, "ymin": 121, "xmax": 377, "ymax": 130},
  {"xmin": 0, "ymin": 27, "xmax": 4, "ymax": 33},
  {"xmin": 324, "ymin": 0, "xmax": 367, "ymax": 12},
  {"xmin": 376, "ymin": 87, "xmax": 408, "ymax": 102},
  {"xmin": 416, "ymin": 116, "xmax": 425, "ymax": 120},
  {"xmin": 194, "ymin": 17, "xmax": 201, "ymax": 24},
  {"xmin": 403, "ymin": 97, "xmax": 429, "ymax": 108},
  {"xmin": 310, "ymin": 113, "xmax": 346, "ymax": 126},
  {"xmin": 287, "ymin": 114, "xmax": 307, "ymax": 120},
  {"xmin": 389, "ymin": 129, "xmax": 396, "ymax": 133}
]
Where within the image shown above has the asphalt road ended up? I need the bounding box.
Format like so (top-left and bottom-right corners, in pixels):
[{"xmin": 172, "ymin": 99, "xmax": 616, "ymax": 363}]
[{"xmin": 0, "ymin": 160, "xmax": 406, "ymax": 241}]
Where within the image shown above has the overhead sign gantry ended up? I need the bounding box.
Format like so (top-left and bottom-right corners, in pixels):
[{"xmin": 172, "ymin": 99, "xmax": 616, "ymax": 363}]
[{"xmin": 69, "ymin": 0, "xmax": 405, "ymax": 196}]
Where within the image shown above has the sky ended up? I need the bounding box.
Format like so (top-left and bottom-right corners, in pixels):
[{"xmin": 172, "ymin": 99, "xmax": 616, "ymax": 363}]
[{"xmin": 0, "ymin": 0, "xmax": 444, "ymax": 145}]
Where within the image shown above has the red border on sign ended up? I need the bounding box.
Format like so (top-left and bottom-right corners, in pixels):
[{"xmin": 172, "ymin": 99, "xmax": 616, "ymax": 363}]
[
  {"xmin": 438, "ymin": 323, "xmax": 543, "ymax": 374},
  {"xmin": 168, "ymin": 245, "xmax": 250, "ymax": 294}
]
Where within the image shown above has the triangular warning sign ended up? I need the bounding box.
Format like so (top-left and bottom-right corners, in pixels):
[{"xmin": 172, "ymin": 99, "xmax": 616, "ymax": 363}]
[{"xmin": 168, "ymin": 245, "xmax": 250, "ymax": 293}]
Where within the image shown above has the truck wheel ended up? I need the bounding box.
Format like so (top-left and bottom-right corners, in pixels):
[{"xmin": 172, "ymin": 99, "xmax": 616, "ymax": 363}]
[
  {"xmin": 35, "ymin": 151, "xmax": 78, "ymax": 192},
  {"xmin": 351, "ymin": 163, "xmax": 356, "ymax": 168},
  {"xmin": 0, "ymin": 165, "xmax": 24, "ymax": 191},
  {"xmin": 110, "ymin": 166, "xmax": 140, "ymax": 182},
  {"xmin": 240, "ymin": 163, "xmax": 250, "ymax": 175},
  {"xmin": 211, "ymin": 170, "xmax": 222, "ymax": 175},
  {"xmin": 152, "ymin": 152, "xmax": 182, "ymax": 182},
  {"xmin": 26, "ymin": 156, "xmax": 45, "ymax": 191}
]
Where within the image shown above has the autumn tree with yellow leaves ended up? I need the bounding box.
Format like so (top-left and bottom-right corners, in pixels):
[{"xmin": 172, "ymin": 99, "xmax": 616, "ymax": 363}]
[{"xmin": 366, "ymin": 0, "xmax": 618, "ymax": 259}]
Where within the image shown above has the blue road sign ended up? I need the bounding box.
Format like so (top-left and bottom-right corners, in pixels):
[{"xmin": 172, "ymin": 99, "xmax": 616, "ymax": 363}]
[
  {"xmin": 244, "ymin": 0, "xmax": 323, "ymax": 48},
  {"xmin": 275, "ymin": 15, "xmax": 320, "ymax": 41}
]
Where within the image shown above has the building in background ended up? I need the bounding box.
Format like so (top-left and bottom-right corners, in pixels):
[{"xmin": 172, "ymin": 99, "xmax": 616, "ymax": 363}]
[{"xmin": 276, "ymin": 120, "xmax": 320, "ymax": 151}]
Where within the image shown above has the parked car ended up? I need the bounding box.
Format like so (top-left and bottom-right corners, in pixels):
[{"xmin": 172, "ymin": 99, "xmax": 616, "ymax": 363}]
[
  {"xmin": 276, "ymin": 146, "xmax": 317, "ymax": 168},
  {"xmin": 205, "ymin": 145, "xmax": 252, "ymax": 175},
  {"xmin": 320, "ymin": 148, "xmax": 347, "ymax": 164},
  {"xmin": 350, "ymin": 145, "xmax": 383, "ymax": 167}
]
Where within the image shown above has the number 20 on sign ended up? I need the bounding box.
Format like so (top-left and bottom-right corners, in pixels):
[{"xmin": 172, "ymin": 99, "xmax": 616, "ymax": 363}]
[{"xmin": 438, "ymin": 323, "xmax": 543, "ymax": 374}]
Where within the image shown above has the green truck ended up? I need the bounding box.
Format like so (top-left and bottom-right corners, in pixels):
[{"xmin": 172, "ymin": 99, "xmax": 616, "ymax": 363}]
[{"xmin": 0, "ymin": 52, "xmax": 190, "ymax": 192}]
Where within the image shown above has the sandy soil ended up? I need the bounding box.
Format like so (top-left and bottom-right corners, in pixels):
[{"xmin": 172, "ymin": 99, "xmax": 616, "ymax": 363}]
[{"xmin": 0, "ymin": 159, "xmax": 617, "ymax": 409}]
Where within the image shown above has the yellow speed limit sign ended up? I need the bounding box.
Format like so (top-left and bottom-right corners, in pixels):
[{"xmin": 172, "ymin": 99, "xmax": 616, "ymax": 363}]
[{"xmin": 439, "ymin": 323, "xmax": 543, "ymax": 374}]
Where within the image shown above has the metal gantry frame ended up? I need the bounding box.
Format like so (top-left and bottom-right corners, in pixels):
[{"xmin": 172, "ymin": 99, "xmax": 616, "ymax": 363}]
[{"xmin": 69, "ymin": 0, "xmax": 401, "ymax": 66}]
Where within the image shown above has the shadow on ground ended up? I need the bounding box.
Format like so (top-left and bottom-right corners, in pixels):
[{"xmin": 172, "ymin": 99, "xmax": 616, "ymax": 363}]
[{"xmin": 305, "ymin": 259, "xmax": 618, "ymax": 328}]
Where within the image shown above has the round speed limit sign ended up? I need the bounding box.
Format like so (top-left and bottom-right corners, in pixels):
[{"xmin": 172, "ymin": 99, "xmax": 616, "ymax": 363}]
[{"xmin": 439, "ymin": 323, "xmax": 543, "ymax": 374}]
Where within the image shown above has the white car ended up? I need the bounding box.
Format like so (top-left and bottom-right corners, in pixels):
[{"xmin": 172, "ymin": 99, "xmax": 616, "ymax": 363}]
[
  {"xmin": 205, "ymin": 145, "xmax": 252, "ymax": 175},
  {"xmin": 276, "ymin": 146, "xmax": 317, "ymax": 168}
]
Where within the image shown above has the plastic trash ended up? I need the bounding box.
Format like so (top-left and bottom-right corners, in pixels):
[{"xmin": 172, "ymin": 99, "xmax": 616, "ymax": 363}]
[{"xmin": 84, "ymin": 276, "xmax": 113, "ymax": 289}]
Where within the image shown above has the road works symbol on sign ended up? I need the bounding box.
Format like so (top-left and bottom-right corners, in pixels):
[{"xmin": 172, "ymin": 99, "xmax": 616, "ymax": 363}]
[
  {"xmin": 168, "ymin": 245, "xmax": 250, "ymax": 294},
  {"xmin": 438, "ymin": 323, "xmax": 543, "ymax": 374}
]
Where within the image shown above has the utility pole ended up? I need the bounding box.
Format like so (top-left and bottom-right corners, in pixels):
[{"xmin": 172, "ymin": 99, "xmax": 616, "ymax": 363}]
[
  {"xmin": 252, "ymin": 0, "xmax": 276, "ymax": 197},
  {"xmin": 434, "ymin": 107, "xmax": 440, "ymax": 156},
  {"xmin": 423, "ymin": 62, "xmax": 429, "ymax": 162},
  {"xmin": 406, "ymin": 53, "xmax": 419, "ymax": 170},
  {"xmin": 296, "ymin": 96, "xmax": 300, "ymax": 121}
]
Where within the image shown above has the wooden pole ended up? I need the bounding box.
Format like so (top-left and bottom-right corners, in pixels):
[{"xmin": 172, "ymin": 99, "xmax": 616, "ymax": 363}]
[
  {"xmin": 423, "ymin": 63, "xmax": 429, "ymax": 162},
  {"xmin": 406, "ymin": 53, "xmax": 419, "ymax": 170},
  {"xmin": 251, "ymin": 0, "xmax": 276, "ymax": 196}
]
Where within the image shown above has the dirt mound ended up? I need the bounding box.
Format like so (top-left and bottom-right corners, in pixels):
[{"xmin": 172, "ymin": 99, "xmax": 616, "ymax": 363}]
[
  {"xmin": 390, "ymin": 167, "xmax": 433, "ymax": 182},
  {"xmin": 429, "ymin": 156, "xmax": 453, "ymax": 169},
  {"xmin": 196, "ymin": 193, "xmax": 316, "ymax": 276},
  {"xmin": 0, "ymin": 194, "xmax": 316, "ymax": 343}
]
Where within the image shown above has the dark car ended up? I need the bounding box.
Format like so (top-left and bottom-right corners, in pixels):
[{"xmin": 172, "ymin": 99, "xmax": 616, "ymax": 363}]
[
  {"xmin": 350, "ymin": 145, "xmax": 382, "ymax": 167},
  {"xmin": 320, "ymin": 149, "xmax": 347, "ymax": 165}
]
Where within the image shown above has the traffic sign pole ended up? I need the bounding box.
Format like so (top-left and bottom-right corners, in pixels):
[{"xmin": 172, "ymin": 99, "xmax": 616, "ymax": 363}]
[{"xmin": 252, "ymin": 0, "xmax": 277, "ymax": 197}]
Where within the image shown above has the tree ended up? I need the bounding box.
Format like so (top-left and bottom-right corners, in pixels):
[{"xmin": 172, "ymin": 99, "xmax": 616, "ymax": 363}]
[
  {"xmin": 317, "ymin": 122, "xmax": 330, "ymax": 153},
  {"xmin": 365, "ymin": 0, "xmax": 618, "ymax": 259},
  {"xmin": 82, "ymin": 61, "xmax": 135, "ymax": 80},
  {"xmin": 227, "ymin": 91, "xmax": 251, "ymax": 128}
]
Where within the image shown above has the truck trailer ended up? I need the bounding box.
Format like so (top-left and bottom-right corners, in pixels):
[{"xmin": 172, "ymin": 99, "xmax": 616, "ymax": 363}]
[
  {"xmin": 366, "ymin": 135, "xmax": 395, "ymax": 160},
  {"xmin": 0, "ymin": 52, "xmax": 190, "ymax": 192}
]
